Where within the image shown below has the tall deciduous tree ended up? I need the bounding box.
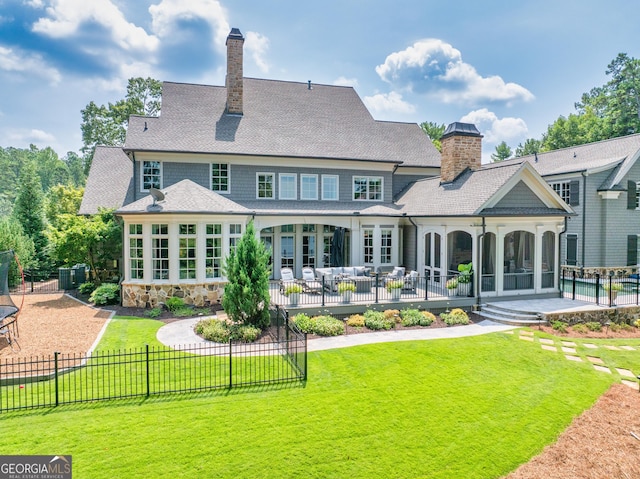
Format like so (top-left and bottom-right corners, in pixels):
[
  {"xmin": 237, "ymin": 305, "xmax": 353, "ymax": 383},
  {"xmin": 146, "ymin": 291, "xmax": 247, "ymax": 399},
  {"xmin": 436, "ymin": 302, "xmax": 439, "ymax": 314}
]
[
  {"xmin": 80, "ymin": 77, "xmax": 162, "ymax": 161},
  {"xmin": 491, "ymin": 141, "xmax": 513, "ymax": 162},
  {"xmin": 0, "ymin": 217, "xmax": 36, "ymax": 284},
  {"xmin": 46, "ymin": 209, "xmax": 121, "ymax": 282},
  {"xmin": 45, "ymin": 185, "xmax": 84, "ymax": 228},
  {"xmin": 222, "ymin": 221, "xmax": 271, "ymax": 330},
  {"xmin": 420, "ymin": 121, "xmax": 446, "ymax": 152},
  {"xmin": 514, "ymin": 138, "xmax": 543, "ymax": 157}
]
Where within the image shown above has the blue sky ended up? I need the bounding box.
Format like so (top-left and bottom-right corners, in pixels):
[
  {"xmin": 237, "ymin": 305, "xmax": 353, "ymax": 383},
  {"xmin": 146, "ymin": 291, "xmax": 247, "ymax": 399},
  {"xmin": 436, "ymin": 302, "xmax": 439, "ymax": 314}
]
[{"xmin": 1, "ymin": 0, "xmax": 639, "ymax": 162}]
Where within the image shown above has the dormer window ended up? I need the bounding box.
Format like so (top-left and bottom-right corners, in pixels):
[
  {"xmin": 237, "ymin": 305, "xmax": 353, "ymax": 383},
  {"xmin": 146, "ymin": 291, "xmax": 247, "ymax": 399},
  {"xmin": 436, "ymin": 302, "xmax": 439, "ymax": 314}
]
[
  {"xmin": 353, "ymin": 176, "xmax": 383, "ymax": 201},
  {"xmin": 141, "ymin": 161, "xmax": 162, "ymax": 192}
]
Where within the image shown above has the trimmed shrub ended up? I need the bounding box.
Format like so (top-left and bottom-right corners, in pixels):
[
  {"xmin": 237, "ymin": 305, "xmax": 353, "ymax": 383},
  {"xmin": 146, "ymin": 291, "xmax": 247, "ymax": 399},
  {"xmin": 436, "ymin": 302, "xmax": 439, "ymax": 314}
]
[
  {"xmin": 610, "ymin": 322, "xmax": 634, "ymax": 332},
  {"xmin": 585, "ymin": 321, "xmax": 602, "ymax": 332},
  {"xmin": 78, "ymin": 282, "xmax": 96, "ymax": 295},
  {"xmin": 383, "ymin": 309, "xmax": 401, "ymax": 322},
  {"xmin": 400, "ymin": 309, "xmax": 435, "ymax": 327},
  {"xmin": 441, "ymin": 308, "xmax": 470, "ymax": 326},
  {"xmin": 364, "ymin": 310, "xmax": 394, "ymax": 330},
  {"xmin": 144, "ymin": 307, "xmax": 162, "ymax": 319},
  {"xmin": 552, "ymin": 320, "xmax": 568, "ymax": 333},
  {"xmin": 571, "ymin": 323, "xmax": 588, "ymax": 334},
  {"xmin": 346, "ymin": 314, "xmax": 365, "ymax": 328},
  {"xmin": 634, "ymin": 318, "xmax": 640, "ymax": 329},
  {"xmin": 311, "ymin": 315, "xmax": 344, "ymax": 336},
  {"xmin": 194, "ymin": 318, "xmax": 261, "ymax": 343},
  {"xmin": 165, "ymin": 297, "xmax": 185, "ymax": 312},
  {"xmin": 89, "ymin": 283, "xmax": 120, "ymax": 305},
  {"xmin": 291, "ymin": 313, "xmax": 314, "ymax": 334}
]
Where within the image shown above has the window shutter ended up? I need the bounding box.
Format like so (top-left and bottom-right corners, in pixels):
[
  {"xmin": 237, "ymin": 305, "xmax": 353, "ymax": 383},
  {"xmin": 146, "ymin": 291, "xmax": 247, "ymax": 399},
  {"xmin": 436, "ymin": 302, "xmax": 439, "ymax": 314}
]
[
  {"xmin": 627, "ymin": 235, "xmax": 638, "ymax": 266},
  {"xmin": 569, "ymin": 180, "xmax": 579, "ymax": 206},
  {"xmin": 628, "ymin": 180, "xmax": 637, "ymax": 210}
]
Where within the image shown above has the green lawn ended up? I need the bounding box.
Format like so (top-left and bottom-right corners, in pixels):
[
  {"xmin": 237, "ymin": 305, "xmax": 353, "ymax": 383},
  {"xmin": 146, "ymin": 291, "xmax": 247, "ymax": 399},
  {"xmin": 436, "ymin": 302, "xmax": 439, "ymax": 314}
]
[{"xmin": 0, "ymin": 319, "xmax": 616, "ymax": 478}]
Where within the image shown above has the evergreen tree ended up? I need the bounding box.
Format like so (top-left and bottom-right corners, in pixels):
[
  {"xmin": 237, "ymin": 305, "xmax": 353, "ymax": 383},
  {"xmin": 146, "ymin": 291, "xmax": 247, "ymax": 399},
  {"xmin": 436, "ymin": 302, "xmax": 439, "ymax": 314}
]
[
  {"xmin": 12, "ymin": 161, "xmax": 48, "ymax": 270},
  {"xmin": 0, "ymin": 217, "xmax": 36, "ymax": 285},
  {"xmin": 222, "ymin": 221, "xmax": 271, "ymax": 330},
  {"xmin": 490, "ymin": 141, "xmax": 513, "ymax": 162},
  {"xmin": 419, "ymin": 121, "xmax": 446, "ymax": 152}
]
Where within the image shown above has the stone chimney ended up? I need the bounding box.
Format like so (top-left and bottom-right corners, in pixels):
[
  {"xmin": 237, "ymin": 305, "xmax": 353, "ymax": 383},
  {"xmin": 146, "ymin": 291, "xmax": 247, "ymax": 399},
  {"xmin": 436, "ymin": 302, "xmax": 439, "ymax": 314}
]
[
  {"xmin": 440, "ymin": 122, "xmax": 483, "ymax": 182},
  {"xmin": 225, "ymin": 28, "xmax": 244, "ymax": 115}
]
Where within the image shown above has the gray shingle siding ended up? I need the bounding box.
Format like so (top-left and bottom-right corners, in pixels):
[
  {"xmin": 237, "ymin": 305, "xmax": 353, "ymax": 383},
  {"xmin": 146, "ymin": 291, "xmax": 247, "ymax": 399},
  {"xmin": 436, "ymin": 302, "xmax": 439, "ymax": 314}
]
[
  {"xmin": 163, "ymin": 162, "xmax": 210, "ymax": 191},
  {"xmin": 495, "ymin": 180, "xmax": 546, "ymax": 209}
]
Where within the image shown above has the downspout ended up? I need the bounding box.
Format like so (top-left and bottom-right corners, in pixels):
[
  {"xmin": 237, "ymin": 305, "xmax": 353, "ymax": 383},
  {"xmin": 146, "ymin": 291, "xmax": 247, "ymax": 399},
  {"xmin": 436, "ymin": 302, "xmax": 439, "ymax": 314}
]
[
  {"xmin": 559, "ymin": 216, "xmax": 568, "ymax": 297},
  {"xmin": 581, "ymin": 171, "xmax": 587, "ymax": 270}
]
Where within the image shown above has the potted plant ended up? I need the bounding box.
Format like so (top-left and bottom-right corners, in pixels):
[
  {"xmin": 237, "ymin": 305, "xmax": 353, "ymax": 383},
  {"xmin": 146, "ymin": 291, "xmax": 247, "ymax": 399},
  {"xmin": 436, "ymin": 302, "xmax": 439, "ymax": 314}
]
[
  {"xmin": 284, "ymin": 283, "xmax": 303, "ymax": 306},
  {"xmin": 603, "ymin": 282, "xmax": 623, "ymax": 304},
  {"xmin": 445, "ymin": 277, "xmax": 458, "ymax": 297},
  {"xmin": 385, "ymin": 279, "xmax": 403, "ymax": 301},
  {"xmin": 338, "ymin": 281, "xmax": 356, "ymax": 303},
  {"xmin": 456, "ymin": 262, "xmax": 473, "ymax": 296}
]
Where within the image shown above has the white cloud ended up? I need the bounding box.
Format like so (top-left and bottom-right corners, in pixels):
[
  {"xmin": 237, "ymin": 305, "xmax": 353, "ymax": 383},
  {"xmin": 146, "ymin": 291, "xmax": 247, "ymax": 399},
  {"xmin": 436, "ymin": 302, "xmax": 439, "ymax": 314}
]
[
  {"xmin": 245, "ymin": 31, "xmax": 270, "ymax": 73},
  {"xmin": 26, "ymin": 0, "xmax": 46, "ymax": 8},
  {"xmin": 32, "ymin": 0, "xmax": 158, "ymax": 52},
  {"xmin": 460, "ymin": 108, "xmax": 528, "ymax": 143},
  {"xmin": 376, "ymin": 39, "xmax": 534, "ymax": 105},
  {"xmin": 363, "ymin": 91, "xmax": 416, "ymax": 115},
  {"xmin": 0, "ymin": 45, "xmax": 62, "ymax": 84},
  {"xmin": 149, "ymin": 0, "xmax": 230, "ymax": 52},
  {"xmin": 333, "ymin": 76, "xmax": 359, "ymax": 88},
  {"xmin": 6, "ymin": 128, "xmax": 56, "ymax": 144}
]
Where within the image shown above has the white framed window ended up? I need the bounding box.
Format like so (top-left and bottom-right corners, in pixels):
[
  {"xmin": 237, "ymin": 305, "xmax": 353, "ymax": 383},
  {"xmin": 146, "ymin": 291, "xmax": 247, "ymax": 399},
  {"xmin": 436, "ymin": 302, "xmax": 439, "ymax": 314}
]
[
  {"xmin": 229, "ymin": 223, "xmax": 242, "ymax": 250},
  {"xmin": 256, "ymin": 173, "xmax": 274, "ymax": 199},
  {"xmin": 636, "ymin": 181, "xmax": 640, "ymax": 209},
  {"xmin": 129, "ymin": 224, "xmax": 143, "ymax": 280},
  {"xmin": 300, "ymin": 174, "xmax": 318, "ymax": 200},
  {"xmin": 381, "ymin": 229, "xmax": 392, "ymax": 264},
  {"xmin": 363, "ymin": 229, "xmax": 374, "ymax": 264},
  {"xmin": 211, "ymin": 163, "xmax": 229, "ymax": 193},
  {"xmin": 322, "ymin": 175, "xmax": 339, "ymax": 201},
  {"xmin": 551, "ymin": 181, "xmax": 570, "ymax": 204},
  {"xmin": 353, "ymin": 176, "xmax": 383, "ymax": 201},
  {"xmin": 279, "ymin": 173, "xmax": 297, "ymax": 200},
  {"xmin": 178, "ymin": 224, "xmax": 197, "ymax": 280},
  {"xmin": 141, "ymin": 161, "xmax": 162, "ymax": 191},
  {"xmin": 151, "ymin": 223, "xmax": 169, "ymax": 280},
  {"xmin": 205, "ymin": 224, "xmax": 223, "ymax": 279}
]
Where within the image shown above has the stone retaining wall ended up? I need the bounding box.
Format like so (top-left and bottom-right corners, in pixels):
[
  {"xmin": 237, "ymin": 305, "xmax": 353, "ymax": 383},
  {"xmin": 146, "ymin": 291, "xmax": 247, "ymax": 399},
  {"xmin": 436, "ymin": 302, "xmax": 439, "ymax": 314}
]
[
  {"xmin": 561, "ymin": 265, "xmax": 639, "ymax": 277},
  {"xmin": 122, "ymin": 282, "xmax": 225, "ymax": 308},
  {"xmin": 544, "ymin": 305, "xmax": 640, "ymax": 325}
]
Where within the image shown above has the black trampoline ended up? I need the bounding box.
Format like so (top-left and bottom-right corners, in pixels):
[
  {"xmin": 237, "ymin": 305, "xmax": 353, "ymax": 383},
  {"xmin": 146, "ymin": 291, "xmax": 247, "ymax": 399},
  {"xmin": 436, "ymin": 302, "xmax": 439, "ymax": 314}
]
[{"xmin": 0, "ymin": 250, "xmax": 23, "ymax": 351}]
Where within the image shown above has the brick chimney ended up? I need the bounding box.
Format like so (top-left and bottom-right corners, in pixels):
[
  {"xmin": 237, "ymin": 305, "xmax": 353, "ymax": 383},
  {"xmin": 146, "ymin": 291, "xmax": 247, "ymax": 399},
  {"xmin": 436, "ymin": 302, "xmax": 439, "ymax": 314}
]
[
  {"xmin": 225, "ymin": 28, "xmax": 244, "ymax": 115},
  {"xmin": 440, "ymin": 122, "xmax": 483, "ymax": 182}
]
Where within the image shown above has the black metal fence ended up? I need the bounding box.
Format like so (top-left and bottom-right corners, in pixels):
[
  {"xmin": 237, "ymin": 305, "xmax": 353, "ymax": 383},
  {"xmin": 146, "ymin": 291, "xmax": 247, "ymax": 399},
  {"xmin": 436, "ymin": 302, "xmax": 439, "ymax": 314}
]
[
  {"xmin": 561, "ymin": 269, "xmax": 640, "ymax": 307},
  {"xmin": 270, "ymin": 272, "xmax": 475, "ymax": 307},
  {"xmin": 0, "ymin": 310, "xmax": 306, "ymax": 412}
]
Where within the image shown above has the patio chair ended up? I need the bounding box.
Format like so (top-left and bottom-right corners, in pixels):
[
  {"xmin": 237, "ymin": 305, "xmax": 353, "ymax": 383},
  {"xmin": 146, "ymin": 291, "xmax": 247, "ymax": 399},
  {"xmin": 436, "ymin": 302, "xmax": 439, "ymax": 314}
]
[
  {"xmin": 402, "ymin": 270, "xmax": 419, "ymax": 292},
  {"xmin": 279, "ymin": 268, "xmax": 297, "ymax": 294},
  {"xmin": 301, "ymin": 267, "xmax": 323, "ymax": 294},
  {"xmin": 383, "ymin": 266, "xmax": 405, "ymax": 286}
]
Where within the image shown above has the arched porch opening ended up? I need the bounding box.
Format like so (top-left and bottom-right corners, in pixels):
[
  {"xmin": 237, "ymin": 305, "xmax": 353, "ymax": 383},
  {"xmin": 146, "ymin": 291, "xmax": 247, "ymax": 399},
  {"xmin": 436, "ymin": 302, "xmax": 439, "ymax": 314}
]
[{"xmin": 447, "ymin": 231, "xmax": 472, "ymax": 275}]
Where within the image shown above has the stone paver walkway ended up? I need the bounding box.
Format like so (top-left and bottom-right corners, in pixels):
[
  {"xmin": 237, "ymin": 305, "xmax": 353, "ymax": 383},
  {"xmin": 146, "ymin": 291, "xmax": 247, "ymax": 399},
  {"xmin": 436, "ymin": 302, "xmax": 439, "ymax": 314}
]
[{"xmin": 512, "ymin": 329, "xmax": 638, "ymax": 389}]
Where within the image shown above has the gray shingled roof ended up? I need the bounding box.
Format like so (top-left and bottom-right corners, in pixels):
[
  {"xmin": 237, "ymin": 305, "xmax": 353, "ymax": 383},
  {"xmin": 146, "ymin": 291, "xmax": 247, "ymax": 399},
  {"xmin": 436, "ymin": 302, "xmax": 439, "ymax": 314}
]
[
  {"xmin": 486, "ymin": 134, "xmax": 640, "ymax": 186},
  {"xmin": 124, "ymin": 79, "xmax": 440, "ymax": 167},
  {"xmin": 117, "ymin": 179, "xmax": 250, "ymax": 215},
  {"xmin": 79, "ymin": 146, "xmax": 133, "ymax": 215},
  {"xmin": 397, "ymin": 163, "xmax": 571, "ymax": 217},
  {"xmin": 396, "ymin": 164, "xmax": 521, "ymax": 216},
  {"xmin": 238, "ymin": 200, "xmax": 402, "ymax": 217}
]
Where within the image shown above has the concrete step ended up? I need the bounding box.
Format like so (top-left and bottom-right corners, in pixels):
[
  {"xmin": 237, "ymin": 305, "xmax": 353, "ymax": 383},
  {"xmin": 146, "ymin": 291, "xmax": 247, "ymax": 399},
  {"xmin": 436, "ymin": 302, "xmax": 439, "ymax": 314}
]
[{"xmin": 478, "ymin": 303, "xmax": 546, "ymax": 326}]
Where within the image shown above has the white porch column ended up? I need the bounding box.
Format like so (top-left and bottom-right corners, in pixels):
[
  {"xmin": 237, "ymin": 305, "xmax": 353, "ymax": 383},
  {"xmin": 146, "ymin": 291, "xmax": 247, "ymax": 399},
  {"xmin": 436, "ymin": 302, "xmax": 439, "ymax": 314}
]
[
  {"xmin": 535, "ymin": 225, "xmax": 545, "ymax": 293},
  {"xmin": 495, "ymin": 226, "xmax": 505, "ymax": 294}
]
